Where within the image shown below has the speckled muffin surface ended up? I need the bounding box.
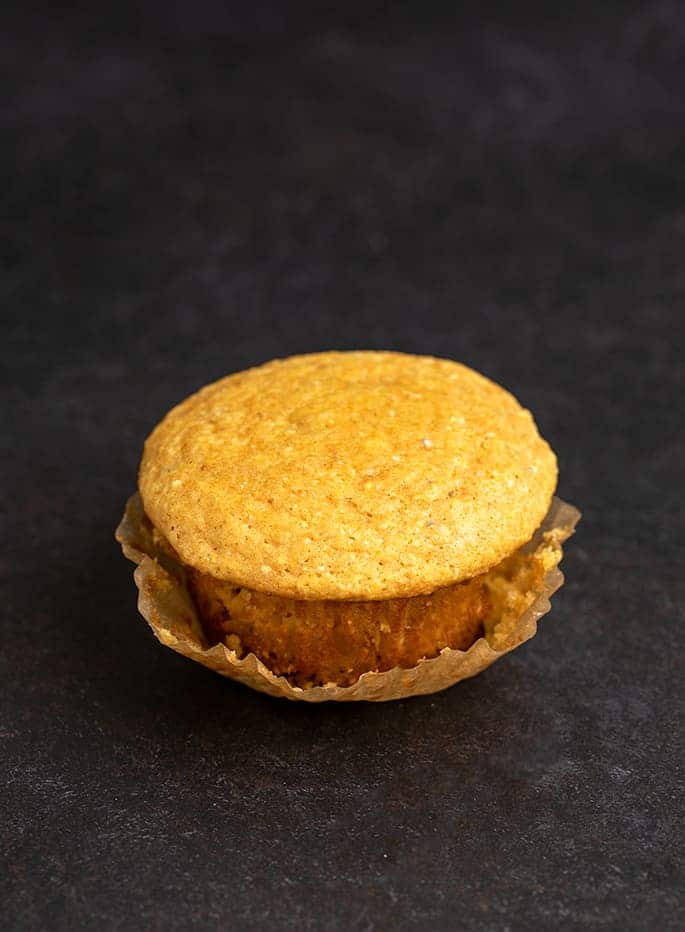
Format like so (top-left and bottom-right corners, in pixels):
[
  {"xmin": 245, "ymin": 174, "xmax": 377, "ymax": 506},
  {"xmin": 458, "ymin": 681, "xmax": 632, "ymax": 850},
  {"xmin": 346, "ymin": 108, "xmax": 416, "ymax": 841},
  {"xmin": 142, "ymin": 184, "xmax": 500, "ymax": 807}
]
[{"xmin": 139, "ymin": 351, "xmax": 557, "ymax": 600}]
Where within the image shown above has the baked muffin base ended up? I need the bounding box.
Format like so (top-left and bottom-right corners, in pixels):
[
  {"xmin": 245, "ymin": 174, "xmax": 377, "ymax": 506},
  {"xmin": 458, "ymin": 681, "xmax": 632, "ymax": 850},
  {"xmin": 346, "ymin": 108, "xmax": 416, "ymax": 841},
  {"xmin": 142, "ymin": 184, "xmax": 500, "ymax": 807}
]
[
  {"xmin": 188, "ymin": 569, "xmax": 490, "ymax": 687},
  {"xmin": 117, "ymin": 494, "xmax": 579, "ymax": 701}
]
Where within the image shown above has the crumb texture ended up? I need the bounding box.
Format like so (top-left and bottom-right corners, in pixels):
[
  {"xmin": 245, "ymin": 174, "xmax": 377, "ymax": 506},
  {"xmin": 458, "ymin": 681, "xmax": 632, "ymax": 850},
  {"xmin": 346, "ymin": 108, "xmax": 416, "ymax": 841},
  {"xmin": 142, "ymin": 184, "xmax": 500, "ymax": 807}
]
[
  {"xmin": 188, "ymin": 569, "xmax": 490, "ymax": 687},
  {"xmin": 139, "ymin": 351, "xmax": 557, "ymax": 599}
]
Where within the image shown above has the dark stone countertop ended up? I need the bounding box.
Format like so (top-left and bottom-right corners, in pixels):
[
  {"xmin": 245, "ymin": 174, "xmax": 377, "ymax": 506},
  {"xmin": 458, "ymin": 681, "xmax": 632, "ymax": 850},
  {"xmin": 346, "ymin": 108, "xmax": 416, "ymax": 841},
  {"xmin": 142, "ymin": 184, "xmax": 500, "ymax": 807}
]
[{"xmin": 3, "ymin": 3, "xmax": 683, "ymax": 929}]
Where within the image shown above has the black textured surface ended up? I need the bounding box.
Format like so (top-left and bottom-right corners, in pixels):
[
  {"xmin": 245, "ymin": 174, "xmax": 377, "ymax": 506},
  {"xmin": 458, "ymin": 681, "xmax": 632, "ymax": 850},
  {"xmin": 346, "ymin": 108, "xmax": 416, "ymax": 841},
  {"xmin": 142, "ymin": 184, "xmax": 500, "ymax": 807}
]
[{"xmin": 3, "ymin": 3, "xmax": 684, "ymax": 929}]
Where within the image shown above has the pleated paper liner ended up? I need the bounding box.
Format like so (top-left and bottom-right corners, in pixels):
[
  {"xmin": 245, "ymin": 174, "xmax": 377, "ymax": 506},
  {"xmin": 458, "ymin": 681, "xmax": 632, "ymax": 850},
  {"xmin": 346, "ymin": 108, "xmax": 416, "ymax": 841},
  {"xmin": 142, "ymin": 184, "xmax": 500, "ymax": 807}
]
[{"xmin": 116, "ymin": 494, "xmax": 580, "ymax": 702}]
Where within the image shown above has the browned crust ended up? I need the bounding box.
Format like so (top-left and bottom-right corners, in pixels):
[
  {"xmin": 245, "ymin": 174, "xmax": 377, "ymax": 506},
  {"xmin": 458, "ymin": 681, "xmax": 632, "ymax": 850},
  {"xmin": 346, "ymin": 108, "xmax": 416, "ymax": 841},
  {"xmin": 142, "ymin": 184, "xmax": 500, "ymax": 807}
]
[{"xmin": 139, "ymin": 352, "xmax": 558, "ymax": 600}]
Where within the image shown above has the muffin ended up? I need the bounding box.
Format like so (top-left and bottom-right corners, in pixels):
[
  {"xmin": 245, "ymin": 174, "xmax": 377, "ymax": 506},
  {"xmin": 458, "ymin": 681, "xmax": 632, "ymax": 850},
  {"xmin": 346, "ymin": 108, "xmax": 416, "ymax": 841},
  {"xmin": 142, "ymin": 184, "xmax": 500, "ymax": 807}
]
[{"xmin": 120, "ymin": 351, "xmax": 578, "ymax": 697}]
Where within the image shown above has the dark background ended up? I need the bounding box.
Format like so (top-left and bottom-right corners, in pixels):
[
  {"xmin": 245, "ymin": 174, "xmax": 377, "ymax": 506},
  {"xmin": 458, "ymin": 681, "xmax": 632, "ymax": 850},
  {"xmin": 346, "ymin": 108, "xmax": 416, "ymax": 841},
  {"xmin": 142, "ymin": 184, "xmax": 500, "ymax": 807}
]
[{"xmin": 3, "ymin": 2, "xmax": 684, "ymax": 929}]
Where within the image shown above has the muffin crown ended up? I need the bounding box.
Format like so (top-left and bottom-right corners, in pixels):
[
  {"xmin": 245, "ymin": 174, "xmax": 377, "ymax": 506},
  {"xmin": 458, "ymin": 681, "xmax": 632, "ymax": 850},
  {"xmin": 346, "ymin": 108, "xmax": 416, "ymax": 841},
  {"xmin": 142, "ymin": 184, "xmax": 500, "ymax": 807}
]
[{"xmin": 139, "ymin": 351, "xmax": 557, "ymax": 599}]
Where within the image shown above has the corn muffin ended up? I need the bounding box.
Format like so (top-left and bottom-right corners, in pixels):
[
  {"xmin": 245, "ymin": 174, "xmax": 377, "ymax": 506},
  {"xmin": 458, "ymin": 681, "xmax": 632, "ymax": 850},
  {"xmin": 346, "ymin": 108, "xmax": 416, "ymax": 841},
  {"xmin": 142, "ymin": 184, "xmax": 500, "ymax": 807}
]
[{"xmin": 138, "ymin": 351, "xmax": 559, "ymax": 687}]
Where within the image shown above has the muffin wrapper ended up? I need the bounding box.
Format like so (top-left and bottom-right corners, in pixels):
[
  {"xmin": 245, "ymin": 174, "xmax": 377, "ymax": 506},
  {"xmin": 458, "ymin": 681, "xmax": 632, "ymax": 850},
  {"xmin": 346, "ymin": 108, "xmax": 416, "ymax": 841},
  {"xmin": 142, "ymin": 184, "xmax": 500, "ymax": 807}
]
[{"xmin": 116, "ymin": 494, "xmax": 580, "ymax": 702}]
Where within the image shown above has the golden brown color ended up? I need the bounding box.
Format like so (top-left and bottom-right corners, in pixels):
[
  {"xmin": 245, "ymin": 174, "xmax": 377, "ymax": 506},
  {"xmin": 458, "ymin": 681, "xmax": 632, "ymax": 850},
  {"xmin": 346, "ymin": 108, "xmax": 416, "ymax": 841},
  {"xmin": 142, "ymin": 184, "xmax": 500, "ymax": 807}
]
[
  {"xmin": 139, "ymin": 351, "xmax": 557, "ymax": 600},
  {"xmin": 188, "ymin": 569, "xmax": 490, "ymax": 686}
]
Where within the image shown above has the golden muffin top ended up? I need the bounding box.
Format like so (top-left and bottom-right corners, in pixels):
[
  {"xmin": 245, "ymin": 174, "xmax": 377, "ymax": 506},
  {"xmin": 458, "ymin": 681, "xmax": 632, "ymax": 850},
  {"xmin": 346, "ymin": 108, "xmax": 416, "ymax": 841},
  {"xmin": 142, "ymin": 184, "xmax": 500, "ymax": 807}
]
[{"xmin": 139, "ymin": 351, "xmax": 557, "ymax": 600}]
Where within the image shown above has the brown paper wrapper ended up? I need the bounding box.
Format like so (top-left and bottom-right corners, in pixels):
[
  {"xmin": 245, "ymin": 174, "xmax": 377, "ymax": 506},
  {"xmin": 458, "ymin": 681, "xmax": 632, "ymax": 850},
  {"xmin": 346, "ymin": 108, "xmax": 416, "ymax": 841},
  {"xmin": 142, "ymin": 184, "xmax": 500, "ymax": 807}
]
[{"xmin": 116, "ymin": 494, "xmax": 580, "ymax": 702}]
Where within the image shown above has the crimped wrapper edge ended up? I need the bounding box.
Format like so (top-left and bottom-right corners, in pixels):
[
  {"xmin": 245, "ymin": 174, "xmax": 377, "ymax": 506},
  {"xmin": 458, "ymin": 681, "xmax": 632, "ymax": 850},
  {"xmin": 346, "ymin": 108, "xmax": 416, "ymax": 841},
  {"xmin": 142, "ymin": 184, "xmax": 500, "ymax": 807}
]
[{"xmin": 116, "ymin": 494, "xmax": 580, "ymax": 702}]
